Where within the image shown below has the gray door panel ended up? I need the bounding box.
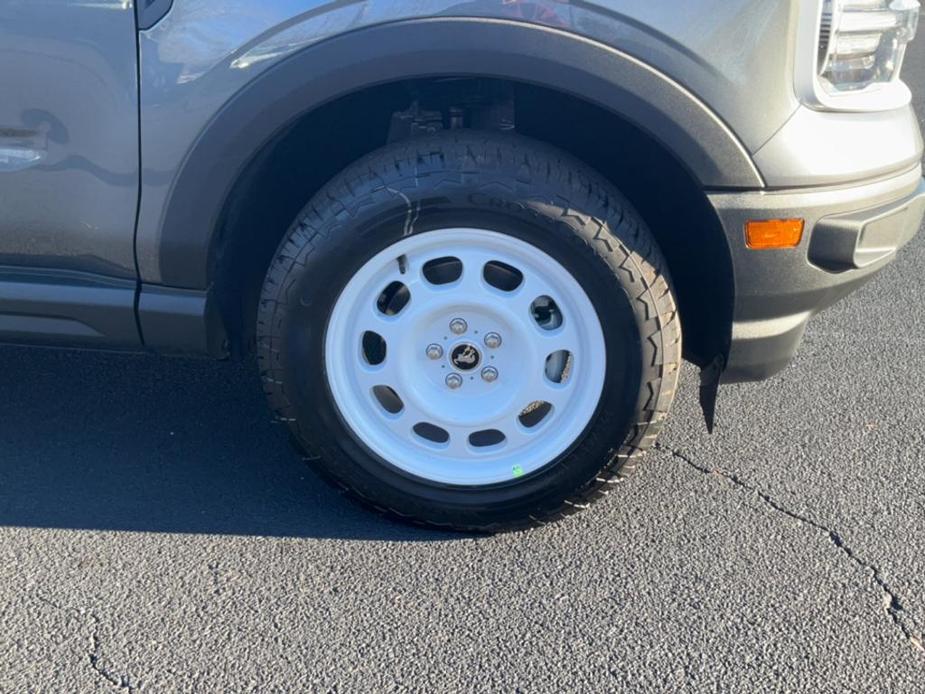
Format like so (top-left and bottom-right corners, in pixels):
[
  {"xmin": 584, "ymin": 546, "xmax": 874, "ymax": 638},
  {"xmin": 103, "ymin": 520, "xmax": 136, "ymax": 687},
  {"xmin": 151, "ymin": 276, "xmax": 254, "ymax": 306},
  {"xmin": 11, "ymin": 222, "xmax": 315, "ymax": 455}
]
[{"xmin": 0, "ymin": 0, "xmax": 139, "ymax": 278}]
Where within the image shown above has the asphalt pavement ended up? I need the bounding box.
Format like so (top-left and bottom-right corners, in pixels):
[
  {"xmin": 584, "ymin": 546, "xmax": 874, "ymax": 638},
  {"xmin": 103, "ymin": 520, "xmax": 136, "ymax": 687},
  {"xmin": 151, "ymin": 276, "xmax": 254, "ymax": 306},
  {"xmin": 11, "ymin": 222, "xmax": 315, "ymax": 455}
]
[{"xmin": 2, "ymin": 38, "xmax": 925, "ymax": 694}]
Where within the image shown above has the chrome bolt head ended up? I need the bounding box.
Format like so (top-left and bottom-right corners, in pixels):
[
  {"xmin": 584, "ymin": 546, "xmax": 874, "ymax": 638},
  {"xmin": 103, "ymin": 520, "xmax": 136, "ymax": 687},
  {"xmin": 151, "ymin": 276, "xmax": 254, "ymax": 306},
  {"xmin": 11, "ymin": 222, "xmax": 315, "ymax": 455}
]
[
  {"xmin": 426, "ymin": 344, "xmax": 444, "ymax": 360},
  {"xmin": 484, "ymin": 332, "xmax": 502, "ymax": 349},
  {"xmin": 481, "ymin": 367, "xmax": 499, "ymax": 383},
  {"xmin": 449, "ymin": 318, "xmax": 468, "ymax": 335},
  {"xmin": 445, "ymin": 373, "xmax": 464, "ymax": 390}
]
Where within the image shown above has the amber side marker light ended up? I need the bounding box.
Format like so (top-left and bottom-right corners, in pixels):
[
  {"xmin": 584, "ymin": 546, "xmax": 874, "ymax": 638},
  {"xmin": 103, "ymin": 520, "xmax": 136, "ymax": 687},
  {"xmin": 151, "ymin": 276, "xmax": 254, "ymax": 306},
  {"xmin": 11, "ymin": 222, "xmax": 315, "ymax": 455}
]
[{"xmin": 745, "ymin": 219, "xmax": 805, "ymax": 250}]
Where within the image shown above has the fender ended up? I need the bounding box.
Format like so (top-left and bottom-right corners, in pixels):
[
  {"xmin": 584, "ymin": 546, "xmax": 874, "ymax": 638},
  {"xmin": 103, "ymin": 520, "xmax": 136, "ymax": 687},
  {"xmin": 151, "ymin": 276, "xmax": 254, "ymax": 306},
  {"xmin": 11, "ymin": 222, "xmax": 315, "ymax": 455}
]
[{"xmin": 154, "ymin": 18, "xmax": 763, "ymax": 290}]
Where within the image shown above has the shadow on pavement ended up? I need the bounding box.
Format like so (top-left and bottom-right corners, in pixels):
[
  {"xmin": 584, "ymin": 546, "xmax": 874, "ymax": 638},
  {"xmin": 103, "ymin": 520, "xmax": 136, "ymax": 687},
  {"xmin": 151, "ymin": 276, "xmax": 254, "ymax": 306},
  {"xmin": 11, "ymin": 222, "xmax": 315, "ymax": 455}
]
[{"xmin": 0, "ymin": 346, "xmax": 455, "ymax": 542}]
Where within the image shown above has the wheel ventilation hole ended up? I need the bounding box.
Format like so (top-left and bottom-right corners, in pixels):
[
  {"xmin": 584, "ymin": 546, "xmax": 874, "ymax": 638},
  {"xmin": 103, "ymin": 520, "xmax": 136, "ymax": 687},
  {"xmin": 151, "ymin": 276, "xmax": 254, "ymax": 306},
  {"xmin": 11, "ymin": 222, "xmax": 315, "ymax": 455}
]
[
  {"xmin": 413, "ymin": 422, "xmax": 450, "ymax": 445},
  {"xmin": 483, "ymin": 260, "xmax": 524, "ymax": 292},
  {"xmin": 362, "ymin": 331, "xmax": 387, "ymax": 366},
  {"xmin": 422, "ymin": 257, "xmax": 463, "ymax": 285},
  {"xmin": 469, "ymin": 429, "xmax": 506, "ymax": 448},
  {"xmin": 519, "ymin": 401, "xmax": 553, "ymax": 429},
  {"xmin": 545, "ymin": 350, "xmax": 573, "ymax": 384},
  {"xmin": 531, "ymin": 295, "xmax": 563, "ymax": 330},
  {"xmin": 372, "ymin": 386, "xmax": 404, "ymax": 415},
  {"xmin": 376, "ymin": 281, "xmax": 411, "ymax": 316}
]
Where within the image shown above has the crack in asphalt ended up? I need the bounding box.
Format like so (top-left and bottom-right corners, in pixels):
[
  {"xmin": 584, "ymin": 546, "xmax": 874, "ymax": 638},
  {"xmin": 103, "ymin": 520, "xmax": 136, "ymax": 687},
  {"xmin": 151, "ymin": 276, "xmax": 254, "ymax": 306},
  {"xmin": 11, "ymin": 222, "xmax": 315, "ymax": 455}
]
[
  {"xmin": 90, "ymin": 617, "xmax": 135, "ymax": 693},
  {"xmin": 654, "ymin": 442, "xmax": 925, "ymax": 655},
  {"xmin": 34, "ymin": 594, "xmax": 136, "ymax": 692},
  {"xmin": 208, "ymin": 561, "xmax": 223, "ymax": 596}
]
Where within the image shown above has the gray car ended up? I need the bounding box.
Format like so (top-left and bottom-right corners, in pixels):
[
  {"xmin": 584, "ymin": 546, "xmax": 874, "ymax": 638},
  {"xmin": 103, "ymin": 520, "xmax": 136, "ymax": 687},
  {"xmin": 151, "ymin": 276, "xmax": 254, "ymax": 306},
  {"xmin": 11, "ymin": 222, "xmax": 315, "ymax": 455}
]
[{"xmin": 1, "ymin": 0, "xmax": 922, "ymax": 530}]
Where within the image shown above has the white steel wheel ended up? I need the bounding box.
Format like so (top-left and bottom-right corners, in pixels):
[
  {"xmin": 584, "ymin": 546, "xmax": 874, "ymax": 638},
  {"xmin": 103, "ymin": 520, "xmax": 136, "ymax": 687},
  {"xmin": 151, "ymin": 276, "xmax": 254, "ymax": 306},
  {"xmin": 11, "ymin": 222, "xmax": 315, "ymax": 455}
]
[{"xmin": 325, "ymin": 228, "xmax": 607, "ymax": 486}]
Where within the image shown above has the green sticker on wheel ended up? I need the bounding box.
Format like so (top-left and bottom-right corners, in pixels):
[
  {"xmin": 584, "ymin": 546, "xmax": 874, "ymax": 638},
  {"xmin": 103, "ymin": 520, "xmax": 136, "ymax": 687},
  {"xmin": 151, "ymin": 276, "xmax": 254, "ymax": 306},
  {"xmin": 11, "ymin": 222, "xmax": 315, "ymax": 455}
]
[{"xmin": 512, "ymin": 465, "xmax": 524, "ymax": 478}]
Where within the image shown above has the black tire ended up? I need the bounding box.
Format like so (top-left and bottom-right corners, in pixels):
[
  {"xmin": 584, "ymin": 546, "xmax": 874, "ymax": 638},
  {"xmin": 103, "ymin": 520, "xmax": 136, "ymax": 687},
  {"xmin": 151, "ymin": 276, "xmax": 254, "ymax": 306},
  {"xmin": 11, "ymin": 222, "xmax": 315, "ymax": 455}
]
[{"xmin": 257, "ymin": 131, "xmax": 681, "ymax": 532}]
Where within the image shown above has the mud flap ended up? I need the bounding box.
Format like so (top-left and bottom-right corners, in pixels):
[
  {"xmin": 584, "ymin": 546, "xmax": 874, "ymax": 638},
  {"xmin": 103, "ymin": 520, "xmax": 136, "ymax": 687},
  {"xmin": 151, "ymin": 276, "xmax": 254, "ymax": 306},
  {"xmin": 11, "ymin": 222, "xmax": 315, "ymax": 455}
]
[{"xmin": 699, "ymin": 355, "xmax": 725, "ymax": 434}]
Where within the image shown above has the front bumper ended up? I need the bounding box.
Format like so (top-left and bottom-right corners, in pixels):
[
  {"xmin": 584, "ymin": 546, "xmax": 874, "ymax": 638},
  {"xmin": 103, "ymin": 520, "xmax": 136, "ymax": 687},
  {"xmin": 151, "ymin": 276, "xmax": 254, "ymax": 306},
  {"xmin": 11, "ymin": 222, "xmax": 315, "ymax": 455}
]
[{"xmin": 709, "ymin": 166, "xmax": 925, "ymax": 383}]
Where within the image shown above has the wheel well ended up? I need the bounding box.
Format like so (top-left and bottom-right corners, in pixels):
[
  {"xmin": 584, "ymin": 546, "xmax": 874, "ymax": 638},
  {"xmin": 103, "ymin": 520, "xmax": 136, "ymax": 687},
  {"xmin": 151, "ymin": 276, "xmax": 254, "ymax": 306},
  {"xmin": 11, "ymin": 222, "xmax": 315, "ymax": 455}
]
[{"xmin": 213, "ymin": 78, "xmax": 733, "ymax": 367}]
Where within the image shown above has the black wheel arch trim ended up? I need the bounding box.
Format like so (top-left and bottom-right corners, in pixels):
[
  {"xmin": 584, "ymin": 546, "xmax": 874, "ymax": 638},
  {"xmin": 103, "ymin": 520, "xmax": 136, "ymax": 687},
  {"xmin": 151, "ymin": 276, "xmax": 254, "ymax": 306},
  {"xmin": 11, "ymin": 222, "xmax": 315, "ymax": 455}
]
[{"xmin": 155, "ymin": 17, "xmax": 763, "ymax": 290}]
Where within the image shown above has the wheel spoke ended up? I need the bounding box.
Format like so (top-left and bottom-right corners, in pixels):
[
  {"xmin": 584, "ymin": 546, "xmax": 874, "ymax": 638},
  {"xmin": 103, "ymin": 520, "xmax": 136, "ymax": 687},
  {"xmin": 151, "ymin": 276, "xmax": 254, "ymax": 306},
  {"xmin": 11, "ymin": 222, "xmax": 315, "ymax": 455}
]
[
  {"xmin": 520, "ymin": 272, "xmax": 558, "ymax": 302},
  {"xmin": 454, "ymin": 267, "xmax": 487, "ymax": 296},
  {"xmin": 454, "ymin": 250, "xmax": 499, "ymax": 296},
  {"xmin": 397, "ymin": 253, "xmax": 430, "ymax": 289},
  {"xmin": 440, "ymin": 423, "xmax": 475, "ymax": 458},
  {"xmin": 537, "ymin": 331, "xmax": 580, "ymax": 357},
  {"xmin": 522, "ymin": 367, "xmax": 572, "ymax": 409},
  {"xmin": 359, "ymin": 304, "xmax": 405, "ymax": 347},
  {"xmin": 354, "ymin": 360, "xmax": 402, "ymax": 393},
  {"xmin": 379, "ymin": 399, "xmax": 429, "ymax": 440}
]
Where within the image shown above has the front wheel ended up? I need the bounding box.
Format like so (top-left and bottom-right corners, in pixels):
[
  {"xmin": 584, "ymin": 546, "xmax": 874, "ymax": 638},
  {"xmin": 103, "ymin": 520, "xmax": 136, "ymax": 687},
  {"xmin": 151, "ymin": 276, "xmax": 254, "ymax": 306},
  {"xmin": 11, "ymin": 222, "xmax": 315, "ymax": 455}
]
[{"xmin": 257, "ymin": 132, "xmax": 681, "ymax": 532}]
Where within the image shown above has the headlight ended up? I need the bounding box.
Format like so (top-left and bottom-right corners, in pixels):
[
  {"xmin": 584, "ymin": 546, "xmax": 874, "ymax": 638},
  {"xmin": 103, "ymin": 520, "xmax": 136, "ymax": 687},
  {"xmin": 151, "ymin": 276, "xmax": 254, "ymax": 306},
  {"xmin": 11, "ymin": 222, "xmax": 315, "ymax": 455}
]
[
  {"xmin": 799, "ymin": 0, "xmax": 920, "ymax": 110},
  {"xmin": 819, "ymin": 0, "xmax": 920, "ymax": 93}
]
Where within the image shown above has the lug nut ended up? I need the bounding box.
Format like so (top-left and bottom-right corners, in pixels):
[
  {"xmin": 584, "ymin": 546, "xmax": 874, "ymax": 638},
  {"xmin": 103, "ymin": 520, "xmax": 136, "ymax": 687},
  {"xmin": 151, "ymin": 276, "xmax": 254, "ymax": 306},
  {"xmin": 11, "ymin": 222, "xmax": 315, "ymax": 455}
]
[
  {"xmin": 445, "ymin": 373, "xmax": 464, "ymax": 390},
  {"xmin": 426, "ymin": 344, "xmax": 444, "ymax": 360},
  {"xmin": 481, "ymin": 367, "xmax": 499, "ymax": 383},
  {"xmin": 449, "ymin": 318, "xmax": 468, "ymax": 335},
  {"xmin": 484, "ymin": 332, "xmax": 502, "ymax": 349}
]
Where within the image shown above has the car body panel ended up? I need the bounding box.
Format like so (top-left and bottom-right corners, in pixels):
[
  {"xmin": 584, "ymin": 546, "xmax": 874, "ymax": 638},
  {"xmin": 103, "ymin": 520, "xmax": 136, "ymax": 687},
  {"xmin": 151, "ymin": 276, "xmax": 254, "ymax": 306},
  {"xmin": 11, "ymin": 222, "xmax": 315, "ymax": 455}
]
[
  {"xmin": 710, "ymin": 166, "xmax": 925, "ymax": 382},
  {"xmin": 754, "ymin": 105, "xmax": 924, "ymax": 189},
  {"xmin": 0, "ymin": 0, "xmax": 139, "ymax": 280}
]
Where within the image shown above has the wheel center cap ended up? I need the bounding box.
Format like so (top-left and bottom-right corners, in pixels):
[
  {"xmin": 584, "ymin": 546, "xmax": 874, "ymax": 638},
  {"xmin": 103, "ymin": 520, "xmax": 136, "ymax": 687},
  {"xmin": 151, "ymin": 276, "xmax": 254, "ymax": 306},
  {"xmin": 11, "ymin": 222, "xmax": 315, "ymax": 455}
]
[{"xmin": 450, "ymin": 343, "xmax": 481, "ymax": 371}]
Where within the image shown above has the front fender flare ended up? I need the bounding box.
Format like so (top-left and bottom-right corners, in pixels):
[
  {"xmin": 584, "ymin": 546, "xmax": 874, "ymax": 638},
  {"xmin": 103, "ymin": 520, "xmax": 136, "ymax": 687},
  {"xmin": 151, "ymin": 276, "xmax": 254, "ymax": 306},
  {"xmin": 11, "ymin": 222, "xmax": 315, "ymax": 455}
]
[{"xmin": 154, "ymin": 17, "xmax": 762, "ymax": 289}]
